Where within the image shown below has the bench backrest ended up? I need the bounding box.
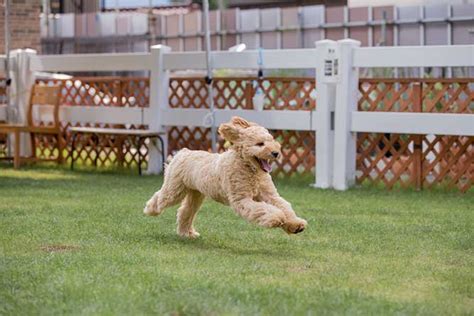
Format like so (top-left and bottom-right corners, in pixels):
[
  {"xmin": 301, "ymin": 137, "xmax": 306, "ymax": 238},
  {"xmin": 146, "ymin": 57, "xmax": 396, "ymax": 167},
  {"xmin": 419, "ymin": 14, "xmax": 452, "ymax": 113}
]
[{"xmin": 27, "ymin": 84, "xmax": 62, "ymax": 129}]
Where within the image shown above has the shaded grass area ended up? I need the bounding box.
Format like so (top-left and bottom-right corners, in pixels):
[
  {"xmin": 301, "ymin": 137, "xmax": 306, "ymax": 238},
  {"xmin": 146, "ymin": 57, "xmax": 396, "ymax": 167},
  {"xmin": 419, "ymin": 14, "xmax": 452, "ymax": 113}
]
[{"xmin": 0, "ymin": 166, "xmax": 473, "ymax": 315}]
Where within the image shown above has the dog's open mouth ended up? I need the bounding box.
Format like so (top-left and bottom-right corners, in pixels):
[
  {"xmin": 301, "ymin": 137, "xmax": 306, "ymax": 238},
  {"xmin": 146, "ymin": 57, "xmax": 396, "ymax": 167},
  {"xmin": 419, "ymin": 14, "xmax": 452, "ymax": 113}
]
[{"xmin": 255, "ymin": 157, "xmax": 272, "ymax": 173}]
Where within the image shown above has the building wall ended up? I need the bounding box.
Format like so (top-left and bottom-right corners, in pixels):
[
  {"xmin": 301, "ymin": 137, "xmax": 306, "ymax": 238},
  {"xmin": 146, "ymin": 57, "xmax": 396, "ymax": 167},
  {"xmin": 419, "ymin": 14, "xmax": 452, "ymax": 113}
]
[
  {"xmin": 349, "ymin": 0, "xmax": 474, "ymax": 7},
  {"xmin": 41, "ymin": 2, "xmax": 474, "ymax": 56},
  {"xmin": 228, "ymin": 0, "xmax": 347, "ymax": 8},
  {"xmin": 0, "ymin": 0, "xmax": 41, "ymax": 53}
]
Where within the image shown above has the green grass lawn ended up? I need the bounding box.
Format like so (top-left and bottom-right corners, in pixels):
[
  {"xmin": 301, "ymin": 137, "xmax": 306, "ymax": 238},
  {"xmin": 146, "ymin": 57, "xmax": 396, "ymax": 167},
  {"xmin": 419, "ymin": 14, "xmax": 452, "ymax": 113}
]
[{"xmin": 0, "ymin": 166, "xmax": 473, "ymax": 315}]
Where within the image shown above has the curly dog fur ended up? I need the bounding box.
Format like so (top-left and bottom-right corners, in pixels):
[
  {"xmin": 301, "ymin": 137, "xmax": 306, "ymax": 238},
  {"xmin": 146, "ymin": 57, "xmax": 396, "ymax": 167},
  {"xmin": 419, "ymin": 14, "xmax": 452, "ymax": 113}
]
[{"xmin": 144, "ymin": 116, "xmax": 307, "ymax": 238}]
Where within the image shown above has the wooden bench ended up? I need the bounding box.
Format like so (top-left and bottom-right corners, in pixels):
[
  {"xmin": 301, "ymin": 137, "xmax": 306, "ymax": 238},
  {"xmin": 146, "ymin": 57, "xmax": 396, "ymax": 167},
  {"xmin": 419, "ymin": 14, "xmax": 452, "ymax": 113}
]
[
  {"xmin": 69, "ymin": 127, "xmax": 165, "ymax": 175},
  {"xmin": 0, "ymin": 85, "xmax": 63, "ymax": 168}
]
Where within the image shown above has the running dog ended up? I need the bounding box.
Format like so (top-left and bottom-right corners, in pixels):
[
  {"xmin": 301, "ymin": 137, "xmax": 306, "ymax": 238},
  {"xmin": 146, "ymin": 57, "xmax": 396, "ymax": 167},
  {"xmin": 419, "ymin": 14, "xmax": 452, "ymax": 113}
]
[{"xmin": 144, "ymin": 116, "xmax": 307, "ymax": 238}]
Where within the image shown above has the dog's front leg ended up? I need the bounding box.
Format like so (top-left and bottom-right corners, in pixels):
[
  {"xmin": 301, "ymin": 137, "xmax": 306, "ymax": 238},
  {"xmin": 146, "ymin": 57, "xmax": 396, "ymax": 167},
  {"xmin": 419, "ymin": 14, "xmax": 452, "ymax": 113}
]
[
  {"xmin": 258, "ymin": 182, "xmax": 307, "ymax": 234},
  {"xmin": 230, "ymin": 198, "xmax": 287, "ymax": 229}
]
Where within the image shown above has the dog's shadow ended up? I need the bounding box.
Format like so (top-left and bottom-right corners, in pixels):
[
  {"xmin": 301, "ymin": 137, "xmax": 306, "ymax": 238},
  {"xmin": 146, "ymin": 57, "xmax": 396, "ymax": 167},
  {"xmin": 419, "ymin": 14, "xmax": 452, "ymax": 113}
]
[{"xmin": 147, "ymin": 232, "xmax": 298, "ymax": 258}]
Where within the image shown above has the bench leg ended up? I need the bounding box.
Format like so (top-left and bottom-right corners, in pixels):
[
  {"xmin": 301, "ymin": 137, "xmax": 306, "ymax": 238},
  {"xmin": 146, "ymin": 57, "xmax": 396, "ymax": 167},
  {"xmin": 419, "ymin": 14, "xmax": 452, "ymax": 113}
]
[
  {"xmin": 70, "ymin": 133, "xmax": 77, "ymax": 171},
  {"xmin": 115, "ymin": 136, "xmax": 125, "ymax": 169},
  {"xmin": 137, "ymin": 136, "xmax": 143, "ymax": 176},
  {"xmin": 56, "ymin": 133, "xmax": 63, "ymax": 165},
  {"xmin": 30, "ymin": 132, "xmax": 36, "ymax": 160},
  {"xmin": 13, "ymin": 130, "xmax": 20, "ymax": 169},
  {"xmin": 94, "ymin": 134, "xmax": 99, "ymax": 167}
]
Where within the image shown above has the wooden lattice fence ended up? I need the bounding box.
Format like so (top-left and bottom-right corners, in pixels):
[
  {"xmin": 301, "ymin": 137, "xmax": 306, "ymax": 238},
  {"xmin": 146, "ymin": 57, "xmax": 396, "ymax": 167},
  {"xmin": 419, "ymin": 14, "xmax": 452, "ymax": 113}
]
[
  {"xmin": 34, "ymin": 77, "xmax": 151, "ymax": 169},
  {"xmin": 168, "ymin": 77, "xmax": 316, "ymax": 177},
  {"xmin": 4, "ymin": 76, "xmax": 472, "ymax": 191},
  {"xmin": 32, "ymin": 76, "xmax": 316, "ymax": 175},
  {"xmin": 357, "ymin": 78, "xmax": 473, "ymax": 192}
]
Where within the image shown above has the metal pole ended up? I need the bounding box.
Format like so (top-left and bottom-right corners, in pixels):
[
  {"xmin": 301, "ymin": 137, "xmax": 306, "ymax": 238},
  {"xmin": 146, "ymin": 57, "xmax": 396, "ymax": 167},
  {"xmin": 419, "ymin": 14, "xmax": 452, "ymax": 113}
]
[
  {"xmin": 4, "ymin": 0, "xmax": 12, "ymax": 157},
  {"xmin": 4, "ymin": 0, "xmax": 11, "ymax": 121},
  {"xmin": 203, "ymin": 0, "xmax": 216, "ymax": 152}
]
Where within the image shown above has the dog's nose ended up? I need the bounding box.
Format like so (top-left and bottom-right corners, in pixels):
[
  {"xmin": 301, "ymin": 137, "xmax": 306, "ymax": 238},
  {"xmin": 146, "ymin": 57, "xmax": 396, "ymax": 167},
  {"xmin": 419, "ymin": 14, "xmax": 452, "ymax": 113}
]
[{"xmin": 271, "ymin": 151, "xmax": 279, "ymax": 158}]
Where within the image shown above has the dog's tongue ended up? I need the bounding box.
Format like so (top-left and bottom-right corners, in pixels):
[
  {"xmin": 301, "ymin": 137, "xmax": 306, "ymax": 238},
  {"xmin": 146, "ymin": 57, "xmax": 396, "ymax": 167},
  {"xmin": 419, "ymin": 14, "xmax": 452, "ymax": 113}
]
[{"xmin": 260, "ymin": 159, "xmax": 272, "ymax": 173}]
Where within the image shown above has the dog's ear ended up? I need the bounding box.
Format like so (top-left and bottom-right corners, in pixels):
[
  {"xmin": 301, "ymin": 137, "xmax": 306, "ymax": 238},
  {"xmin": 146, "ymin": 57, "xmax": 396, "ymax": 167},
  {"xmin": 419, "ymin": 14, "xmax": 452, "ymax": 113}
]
[
  {"xmin": 218, "ymin": 123, "xmax": 240, "ymax": 142},
  {"xmin": 231, "ymin": 116, "xmax": 253, "ymax": 129}
]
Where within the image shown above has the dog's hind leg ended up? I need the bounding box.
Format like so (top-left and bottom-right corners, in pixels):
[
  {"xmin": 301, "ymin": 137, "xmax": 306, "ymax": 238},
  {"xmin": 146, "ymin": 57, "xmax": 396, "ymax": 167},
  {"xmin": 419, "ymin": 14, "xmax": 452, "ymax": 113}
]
[
  {"xmin": 143, "ymin": 179, "xmax": 187, "ymax": 216},
  {"xmin": 176, "ymin": 190, "xmax": 205, "ymax": 239}
]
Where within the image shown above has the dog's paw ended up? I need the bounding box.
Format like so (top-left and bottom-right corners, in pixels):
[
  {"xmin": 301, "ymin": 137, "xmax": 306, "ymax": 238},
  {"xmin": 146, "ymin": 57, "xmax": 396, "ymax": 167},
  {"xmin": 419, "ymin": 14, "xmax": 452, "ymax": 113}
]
[
  {"xmin": 143, "ymin": 201, "xmax": 159, "ymax": 216},
  {"xmin": 177, "ymin": 229, "xmax": 201, "ymax": 239},
  {"xmin": 282, "ymin": 218, "xmax": 307, "ymax": 234}
]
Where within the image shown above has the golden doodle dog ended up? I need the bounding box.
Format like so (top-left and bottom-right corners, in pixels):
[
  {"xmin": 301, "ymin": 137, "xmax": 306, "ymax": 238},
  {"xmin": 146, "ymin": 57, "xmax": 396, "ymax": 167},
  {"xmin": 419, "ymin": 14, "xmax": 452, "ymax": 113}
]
[{"xmin": 144, "ymin": 116, "xmax": 307, "ymax": 238}]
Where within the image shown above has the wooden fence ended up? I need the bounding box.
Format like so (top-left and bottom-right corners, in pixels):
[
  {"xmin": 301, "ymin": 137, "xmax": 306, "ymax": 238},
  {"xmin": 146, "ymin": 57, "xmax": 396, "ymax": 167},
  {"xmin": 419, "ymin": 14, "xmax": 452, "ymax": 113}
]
[
  {"xmin": 18, "ymin": 76, "xmax": 471, "ymax": 191},
  {"xmin": 357, "ymin": 78, "xmax": 472, "ymax": 192}
]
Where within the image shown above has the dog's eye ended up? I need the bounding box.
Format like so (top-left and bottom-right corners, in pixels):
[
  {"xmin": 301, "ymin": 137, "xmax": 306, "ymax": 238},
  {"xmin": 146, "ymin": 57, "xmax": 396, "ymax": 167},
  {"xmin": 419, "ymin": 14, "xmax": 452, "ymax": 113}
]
[{"xmin": 256, "ymin": 142, "xmax": 264, "ymax": 146}]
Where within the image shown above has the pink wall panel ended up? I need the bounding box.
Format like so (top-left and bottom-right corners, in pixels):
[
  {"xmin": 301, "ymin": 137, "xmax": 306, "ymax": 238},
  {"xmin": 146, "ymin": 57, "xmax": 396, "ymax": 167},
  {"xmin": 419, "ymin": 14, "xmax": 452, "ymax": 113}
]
[
  {"xmin": 152, "ymin": 15, "xmax": 163, "ymax": 39},
  {"xmin": 301, "ymin": 5, "xmax": 324, "ymax": 48},
  {"xmin": 221, "ymin": 9, "xmax": 237, "ymax": 31},
  {"xmin": 165, "ymin": 14, "xmax": 180, "ymax": 51},
  {"xmin": 240, "ymin": 9, "xmax": 259, "ymax": 49},
  {"xmin": 222, "ymin": 35, "xmax": 237, "ymax": 50},
  {"xmin": 166, "ymin": 15, "xmax": 180, "ymax": 36},
  {"xmin": 86, "ymin": 13, "xmax": 98, "ymax": 37},
  {"xmin": 281, "ymin": 7, "xmax": 298, "ymax": 26},
  {"xmin": 325, "ymin": 6, "xmax": 344, "ymax": 42},
  {"xmin": 184, "ymin": 12, "xmax": 200, "ymax": 51},
  {"xmin": 303, "ymin": 31, "xmax": 320, "ymax": 48},
  {"xmin": 116, "ymin": 14, "xmax": 129, "ymax": 36},
  {"xmin": 349, "ymin": 7, "xmax": 368, "ymax": 46},
  {"xmin": 425, "ymin": 23, "xmax": 448, "ymax": 45},
  {"xmin": 373, "ymin": 6, "xmax": 394, "ymax": 46},
  {"xmin": 167, "ymin": 39, "xmax": 180, "ymax": 52},
  {"xmin": 209, "ymin": 10, "xmax": 219, "ymax": 50},
  {"xmin": 261, "ymin": 33, "xmax": 278, "ymax": 49},
  {"xmin": 349, "ymin": 7, "xmax": 368, "ymax": 21},
  {"xmin": 261, "ymin": 8, "xmax": 279, "ymax": 49},
  {"xmin": 74, "ymin": 14, "xmax": 86, "ymax": 37},
  {"xmin": 326, "ymin": 29, "xmax": 344, "ymax": 41},
  {"xmin": 349, "ymin": 27, "xmax": 368, "ymax": 46},
  {"xmin": 452, "ymin": 4, "xmax": 474, "ymax": 45},
  {"xmin": 281, "ymin": 7, "xmax": 299, "ymax": 48},
  {"xmin": 453, "ymin": 22, "xmax": 474, "ymax": 45},
  {"xmin": 325, "ymin": 6, "xmax": 344, "ymax": 23},
  {"xmin": 221, "ymin": 9, "xmax": 237, "ymax": 50},
  {"xmin": 399, "ymin": 25, "xmax": 420, "ymax": 46}
]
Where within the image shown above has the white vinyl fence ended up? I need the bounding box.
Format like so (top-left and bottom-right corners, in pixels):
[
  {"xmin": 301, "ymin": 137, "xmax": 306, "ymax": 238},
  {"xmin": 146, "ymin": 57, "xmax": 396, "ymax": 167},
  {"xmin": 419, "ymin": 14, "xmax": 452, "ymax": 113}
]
[{"xmin": 1, "ymin": 41, "xmax": 473, "ymax": 190}]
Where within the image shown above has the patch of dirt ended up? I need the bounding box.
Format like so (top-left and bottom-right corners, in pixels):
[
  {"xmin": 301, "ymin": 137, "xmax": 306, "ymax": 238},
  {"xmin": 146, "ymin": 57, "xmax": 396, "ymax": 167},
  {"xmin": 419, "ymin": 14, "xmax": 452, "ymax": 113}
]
[
  {"xmin": 40, "ymin": 244, "xmax": 80, "ymax": 253},
  {"xmin": 286, "ymin": 263, "xmax": 319, "ymax": 274},
  {"xmin": 287, "ymin": 266, "xmax": 310, "ymax": 273}
]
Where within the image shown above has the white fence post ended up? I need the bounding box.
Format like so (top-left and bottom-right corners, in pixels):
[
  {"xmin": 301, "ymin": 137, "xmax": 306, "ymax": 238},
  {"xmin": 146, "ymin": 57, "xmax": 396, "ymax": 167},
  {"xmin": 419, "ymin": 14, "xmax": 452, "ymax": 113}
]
[
  {"xmin": 9, "ymin": 49, "xmax": 37, "ymax": 157},
  {"xmin": 333, "ymin": 39, "xmax": 360, "ymax": 191},
  {"xmin": 147, "ymin": 44, "xmax": 171, "ymax": 175},
  {"xmin": 313, "ymin": 40, "xmax": 338, "ymax": 189}
]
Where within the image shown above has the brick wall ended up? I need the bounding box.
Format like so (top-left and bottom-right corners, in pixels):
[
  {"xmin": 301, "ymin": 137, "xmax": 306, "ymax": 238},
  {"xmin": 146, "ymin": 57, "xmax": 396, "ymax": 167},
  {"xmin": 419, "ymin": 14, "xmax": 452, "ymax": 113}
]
[{"xmin": 0, "ymin": 0, "xmax": 41, "ymax": 53}]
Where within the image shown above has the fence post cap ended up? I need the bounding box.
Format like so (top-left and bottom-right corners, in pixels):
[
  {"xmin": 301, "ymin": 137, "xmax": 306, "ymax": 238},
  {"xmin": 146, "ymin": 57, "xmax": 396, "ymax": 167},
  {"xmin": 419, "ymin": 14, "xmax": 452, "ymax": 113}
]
[
  {"xmin": 337, "ymin": 39, "xmax": 361, "ymax": 47},
  {"xmin": 10, "ymin": 48, "xmax": 37, "ymax": 56},
  {"xmin": 315, "ymin": 39, "xmax": 337, "ymax": 48},
  {"xmin": 150, "ymin": 44, "xmax": 171, "ymax": 52}
]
